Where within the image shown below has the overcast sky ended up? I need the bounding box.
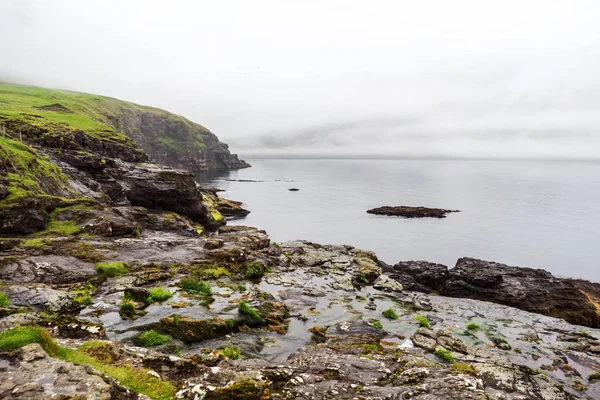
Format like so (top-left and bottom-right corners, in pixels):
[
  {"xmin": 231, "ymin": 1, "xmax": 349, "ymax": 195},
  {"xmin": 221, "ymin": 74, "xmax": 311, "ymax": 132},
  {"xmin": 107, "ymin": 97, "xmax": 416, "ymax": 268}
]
[{"xmin": 1, "ymin": 0, "xmax": 600, "ymax": 159}]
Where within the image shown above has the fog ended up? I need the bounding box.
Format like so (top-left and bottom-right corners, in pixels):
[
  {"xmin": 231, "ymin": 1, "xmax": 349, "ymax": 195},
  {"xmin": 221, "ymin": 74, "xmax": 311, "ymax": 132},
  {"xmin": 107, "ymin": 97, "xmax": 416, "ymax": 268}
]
[{"xmin": 1, "ymin": 0, "xmax": 600, "ymax": 159}]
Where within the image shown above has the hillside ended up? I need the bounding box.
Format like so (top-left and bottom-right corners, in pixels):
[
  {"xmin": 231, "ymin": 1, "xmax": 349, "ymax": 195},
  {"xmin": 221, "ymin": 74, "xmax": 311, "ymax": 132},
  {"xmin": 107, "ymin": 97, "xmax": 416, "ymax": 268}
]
[{"xmin": 0, "ymin": 83, "xmax": 249, "ymax": 172}]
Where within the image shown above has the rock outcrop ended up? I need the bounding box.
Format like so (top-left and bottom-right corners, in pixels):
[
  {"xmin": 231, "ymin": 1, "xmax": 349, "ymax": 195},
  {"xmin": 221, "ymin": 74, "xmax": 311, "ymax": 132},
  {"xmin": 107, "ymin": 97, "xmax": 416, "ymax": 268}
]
[
  {"xmin": 385, "ymin": 257, "xmax": 600, "ymax": 328},
  {"xmin": 367, "ymin": 205, "xmax": 459, "ymax": 218}
]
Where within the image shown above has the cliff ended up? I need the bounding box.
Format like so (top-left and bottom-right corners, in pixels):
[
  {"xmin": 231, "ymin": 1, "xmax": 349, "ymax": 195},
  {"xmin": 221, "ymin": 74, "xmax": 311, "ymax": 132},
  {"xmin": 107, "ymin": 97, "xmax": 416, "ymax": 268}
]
[{"xmin": 0, "ymin": 83, "xmax": 249, "ymax": 172}]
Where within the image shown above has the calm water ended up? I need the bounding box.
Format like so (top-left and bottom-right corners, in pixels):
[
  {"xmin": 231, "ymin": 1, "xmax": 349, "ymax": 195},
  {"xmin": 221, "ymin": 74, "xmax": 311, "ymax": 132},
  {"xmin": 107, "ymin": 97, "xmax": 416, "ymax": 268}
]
[{"xmin": 198, "ymin": 159, "xmax": 600, "ymax": 281}]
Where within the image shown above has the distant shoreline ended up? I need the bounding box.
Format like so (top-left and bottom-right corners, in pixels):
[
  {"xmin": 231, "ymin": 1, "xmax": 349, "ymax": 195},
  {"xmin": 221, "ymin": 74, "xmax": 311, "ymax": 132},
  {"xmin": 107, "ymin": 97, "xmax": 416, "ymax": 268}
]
[{"xmin": 239, "ymin": 154, "xmax": 600, "ymax": 162}]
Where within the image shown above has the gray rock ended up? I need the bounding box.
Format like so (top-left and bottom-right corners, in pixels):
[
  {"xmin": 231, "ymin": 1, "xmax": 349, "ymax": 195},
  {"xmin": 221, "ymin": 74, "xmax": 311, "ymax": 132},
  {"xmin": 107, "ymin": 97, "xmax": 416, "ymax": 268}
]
[
  {"xmin": 0, "ymin": 255, "xmax": 95, "ymax": 284},
  {"xmin": 0, "ymin": 343, "xmax": 112, "ymax": 399},
  {"xmin": 3, "ymin": 284, "xmax": 78, "ymax": 314}
]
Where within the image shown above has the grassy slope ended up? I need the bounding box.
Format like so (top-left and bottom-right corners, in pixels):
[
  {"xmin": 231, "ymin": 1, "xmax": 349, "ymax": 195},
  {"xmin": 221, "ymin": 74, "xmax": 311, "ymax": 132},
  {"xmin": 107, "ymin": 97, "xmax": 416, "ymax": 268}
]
[{"xmin": 0, "ymin": 83, "xmax": 210, "ymax": 150}]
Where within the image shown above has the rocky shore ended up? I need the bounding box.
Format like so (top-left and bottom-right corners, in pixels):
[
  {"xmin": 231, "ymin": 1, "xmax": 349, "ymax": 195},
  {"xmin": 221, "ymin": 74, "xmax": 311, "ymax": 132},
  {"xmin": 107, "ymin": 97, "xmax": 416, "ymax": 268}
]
[{"xmin": 2, "ymin": 97, "xmax": 600, "ymax": 399}]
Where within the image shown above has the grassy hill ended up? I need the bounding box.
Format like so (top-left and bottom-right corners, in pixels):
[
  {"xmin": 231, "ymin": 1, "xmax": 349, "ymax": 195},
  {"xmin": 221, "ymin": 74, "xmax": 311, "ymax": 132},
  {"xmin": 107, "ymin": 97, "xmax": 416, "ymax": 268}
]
[{"xmin": 0, "ymin": 83, "xmax": 248, "ymax": 172}]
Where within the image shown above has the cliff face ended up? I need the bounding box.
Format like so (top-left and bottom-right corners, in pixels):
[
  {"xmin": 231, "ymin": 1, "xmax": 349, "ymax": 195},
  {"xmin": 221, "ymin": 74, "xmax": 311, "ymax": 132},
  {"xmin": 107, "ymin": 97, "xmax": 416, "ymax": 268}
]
[{"xmin": 0, "ymin": 83, "xmax": 249, "ymax": 172}]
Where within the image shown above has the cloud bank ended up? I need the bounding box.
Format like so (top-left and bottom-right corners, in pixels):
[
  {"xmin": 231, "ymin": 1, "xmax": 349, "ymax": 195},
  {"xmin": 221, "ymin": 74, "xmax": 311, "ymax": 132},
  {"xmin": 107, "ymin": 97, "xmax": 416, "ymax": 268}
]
[{"xmin": 1, "ymin": 0, "xmax": 600, "ymax": 159}]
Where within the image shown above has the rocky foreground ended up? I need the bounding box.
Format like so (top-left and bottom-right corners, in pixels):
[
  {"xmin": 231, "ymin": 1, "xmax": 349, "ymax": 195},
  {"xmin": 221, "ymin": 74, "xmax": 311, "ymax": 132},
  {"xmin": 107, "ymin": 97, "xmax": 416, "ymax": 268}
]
[{"xmin": 2, "ymin": 109, "xmax": 600, "ymax": 399}]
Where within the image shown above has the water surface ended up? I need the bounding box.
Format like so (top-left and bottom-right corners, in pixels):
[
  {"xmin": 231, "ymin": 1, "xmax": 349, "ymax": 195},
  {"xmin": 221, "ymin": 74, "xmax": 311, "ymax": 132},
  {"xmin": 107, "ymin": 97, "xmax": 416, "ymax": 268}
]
[{"xmin": 198, "ymin": 159, "xmax": 600, "ymax": 281}]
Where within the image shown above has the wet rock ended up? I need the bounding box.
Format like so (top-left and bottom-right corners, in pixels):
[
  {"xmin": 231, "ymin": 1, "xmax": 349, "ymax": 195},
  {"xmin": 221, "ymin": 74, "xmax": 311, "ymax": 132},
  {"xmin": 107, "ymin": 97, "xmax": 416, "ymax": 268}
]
[
  {"xmin": 0, "ymin": 343, "xmax": 112, "ymax": 399},
  {"xmin": 445, "ymin": 257, "xmax": 600, "ymax": 328},
  {"xmin": 3, "ymin": 284, "xmax": 79, "ymax": 314},
  {"xmin": 124, "ymin": 287, "xmax": 151, "ymax": 302},
  {"xmin": 384, "ymin": 260, "xmax": 448, "ymax": 293},
  {"xmin": 0, "ymin": 183, "xmax": 7, "ymax": 200},
  {"xmin": 203, "ymin": 239, "xmax": 224, "ymax": 250},
  {"xmin": 214, "ymin": 197, "xmax": 250, "ymax": 219},
  {"xmin": 51, "ymin": 316, "xmax": 106, "ymax": 339},
  {"xmin": 372, "ymin": 273, "xmax": 404, "ymax": 293},
  {"xmin": 0, "ymin": 255, "xmax": 96, "ymax": 284},
  {"xmin": 367, "ymin": 205, "xmax": 459, "ymax": 218},
  {"xmin": 0, "ymin": 312, "xmax": 43, "ymax": 332}
]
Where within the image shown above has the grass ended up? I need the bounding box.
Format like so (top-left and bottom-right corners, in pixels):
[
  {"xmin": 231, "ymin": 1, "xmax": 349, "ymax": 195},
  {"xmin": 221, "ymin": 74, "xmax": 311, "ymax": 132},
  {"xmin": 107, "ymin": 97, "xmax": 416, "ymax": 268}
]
[
  {"xmin": 222, "ymin": 344, "xmax": 241, "ymax": 360},
  {"xmin": 434, "ymin": 347, "xmax": 455, "ymax": 363},
  {"xmin": 414, "ymin": 315, "xmax": 431, "ymax": 328},
  {"xmin": 236, "ymin": 284, "xmax": 247, "ymax": 291},
  {"xmin": 119, "ymin": 299, "xmax": 137, "ymax": 318},
  {"xmin": 146, "ymin": 287, "xmax": 173, "ymax": 303},
  {"xmin": 39, "ymin": 220, "xmax": 80, "ymax": 236},
  {"xmin": 199, "ymin": 266, "xmax": 230, "ymax": 279},
  {"xmin": 95, "ymin": 261, "xmax": 128, "ymax": 277},
  {"xmin": 371, "ymin": 320, "xmax": 383, "ymax": 329},
  {"xmin": 136, "ymin": 330, "xmax": 170, "ymax": 347},
  {"xmin": 238, "ymin": 300, "xmax": 262, "ymax": 320},
  {"xmin": 0, "ymin": 291, "xmax": 10, "ymax": 307},
  {"xmin": 179, "ymin": 277, "xmax": 212, "ymax": 296},
  {"xmin": 466, "ymin": 322, "xmax": 481, "ymax": 331},
  {"xmin": 382, "ymin": 308, "xmax": 399, "ymax": 320}
]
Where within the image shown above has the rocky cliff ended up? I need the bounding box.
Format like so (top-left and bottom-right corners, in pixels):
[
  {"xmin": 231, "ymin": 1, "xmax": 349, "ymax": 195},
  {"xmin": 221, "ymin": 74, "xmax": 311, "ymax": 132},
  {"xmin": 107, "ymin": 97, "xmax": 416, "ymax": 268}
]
[{"xmin": 0, "ymin": 83, "xmax": 249, "ymax": 172}]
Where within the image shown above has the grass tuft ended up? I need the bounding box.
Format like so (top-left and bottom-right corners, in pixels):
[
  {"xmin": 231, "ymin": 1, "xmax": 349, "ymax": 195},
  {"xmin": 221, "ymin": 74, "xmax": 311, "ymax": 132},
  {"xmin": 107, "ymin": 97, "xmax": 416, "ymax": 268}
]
[
  {"xmin": 179, "ymin": 277, "xmax": 212, "ymax": 296},
  {"xmin": 0, "ymin": 291, "xmax": 10, "ymax": 307},
  {"xmin": 434, "ymin": 347, "xmax": 455, "ymax": 363},
  {"xmin": 146, "ymin": 287, "xmax": 173, "ymax": 303},
  {"xmin": 95, "ymin": 261, "xmax": 128, "ymax": 277},
  {"xmin": 414, "ymin": 315, "xmax": 431, "ymax": 328},
  {"xmin": 466, "ymin": 321, "xmax": 481, "ymax": 331},
  {"xmin": 371, "ymin": 320, "xmax": 383, "ymax": 329},
  {"xmin": 136, "ymin": 330, "xmax": 170, "ymax": 347},
  {"xmin": 222, "ymin": 344, "xmax": 241, "ymax": 360},
  {"xmin": 382, "ymin": 308, "xmax": 399, "ymax": 320},
  {"xmin": 238, "ymin": 300, "xmax": 262, "ymax": 320}
]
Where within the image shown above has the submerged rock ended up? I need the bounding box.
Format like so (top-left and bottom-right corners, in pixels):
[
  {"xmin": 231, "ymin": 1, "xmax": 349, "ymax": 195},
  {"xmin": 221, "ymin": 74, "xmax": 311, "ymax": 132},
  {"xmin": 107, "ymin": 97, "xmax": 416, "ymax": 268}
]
[{"xmin": 367, "ymin": 205, "xmax": 459, "ymax": 218}]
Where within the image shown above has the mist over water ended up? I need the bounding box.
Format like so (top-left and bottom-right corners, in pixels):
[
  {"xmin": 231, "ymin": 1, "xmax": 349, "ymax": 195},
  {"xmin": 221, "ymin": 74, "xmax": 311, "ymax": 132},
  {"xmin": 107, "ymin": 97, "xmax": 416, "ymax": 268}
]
[{"xmin": 200, "ymin": 158, "xmax": 600, "ymax": 281}]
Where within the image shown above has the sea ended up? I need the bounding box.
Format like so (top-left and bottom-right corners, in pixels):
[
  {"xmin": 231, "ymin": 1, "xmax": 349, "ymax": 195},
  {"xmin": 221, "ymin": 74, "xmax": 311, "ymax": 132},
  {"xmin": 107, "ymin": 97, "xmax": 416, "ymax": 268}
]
[{"xmin": 197, "ymin": 158, "xmax": 600, "ymax": 281}]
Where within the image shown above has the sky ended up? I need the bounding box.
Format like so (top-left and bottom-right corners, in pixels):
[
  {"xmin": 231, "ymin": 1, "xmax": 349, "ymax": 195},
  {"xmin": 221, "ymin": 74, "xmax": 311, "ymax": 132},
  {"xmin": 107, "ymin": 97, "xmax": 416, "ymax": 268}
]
[{"xmin": 1, "ymin": 0, "xmax": 600, "ymax": 159}]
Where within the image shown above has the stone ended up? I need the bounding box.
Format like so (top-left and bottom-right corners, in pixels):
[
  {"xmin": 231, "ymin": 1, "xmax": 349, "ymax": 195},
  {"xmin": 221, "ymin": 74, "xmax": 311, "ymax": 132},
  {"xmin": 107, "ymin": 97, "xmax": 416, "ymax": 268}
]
[{"xmin": 367, "ymin": 205, "xmax": 459, "ymax": 218}]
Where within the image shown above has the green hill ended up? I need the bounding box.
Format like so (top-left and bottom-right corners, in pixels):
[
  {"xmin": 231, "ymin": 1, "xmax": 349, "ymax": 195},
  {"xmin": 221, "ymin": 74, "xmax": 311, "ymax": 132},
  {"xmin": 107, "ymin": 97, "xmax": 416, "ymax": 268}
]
[{"xmin": 0, "ymin": 83, "xmax": 248, "ymax": 172}]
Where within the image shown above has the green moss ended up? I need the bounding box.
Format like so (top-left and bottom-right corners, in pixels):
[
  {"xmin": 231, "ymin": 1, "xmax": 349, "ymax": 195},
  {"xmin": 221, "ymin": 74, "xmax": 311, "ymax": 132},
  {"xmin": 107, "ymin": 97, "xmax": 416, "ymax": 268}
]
[
  {"xmin": 222, "ymin": 344, "xmax": 241, "ymax": 360},
  {"xmin": 70, "ymin": 283, "xmax": 94, "ymax": 307},
  {"xmin": 434, "ymin": 347, "xmax": 455, "ymax": 363},
  {"xmin": 136, "ymin": 330, "xmax": 170, "ymax": 347},
  {"xmin": 199, "ymin": 266, "xmax": 230, "ymax": 279},
  {"xmin": 38, "ymin": 220, "xmax": 80, "ymax": 236},
  {"xmin": 245, "ymin": 262, "xmax": 267, "ymax": 279},
  {"xmin": 0, "ymin": 327, "xmax": 176, "ymax": 399},
  {"xmin": 453, "ymin": 362, "xmax": 477, "ymax": 375},
  {"xmin": 414, "ymin": 315, "xmax": 431, "ymax": 328},
  {"xmin": 146, "ymin": 287, "xmax": 173, "ymax": 303},
  {"xmin": 382, "ymin": 308, "xmax": 399, "ymax": 320},
  {"xmin": 95, "ymin": 261, "xmax": 128, "ymax": 277},
  {"xmin": 371, "ymin": 320, "xmax": 383, "ymax": 329},
  {"xmin": 20, "ymin": 238, "xmax": 50, "ymax": 248},
  {"xmin": 238, "ymin": 300, "xmax": 262, "ymax": 320},
  {"xmin": 0, "ymin": 291, "xmax": 10, "ymax": 307},
  {"xmin": 236, "ymin": 284, "xmax": 247, "ymax": 291},
  {"xmin": 119, "ymin": 300, "xmax": 137, "ymax": 318},
  {"xmin": 466, "ymin": 322, "xmax": 481, "ymax": 331},
  {"xmin": 180, "ymin": 277, "xmax": 212, "ymax": 296}
]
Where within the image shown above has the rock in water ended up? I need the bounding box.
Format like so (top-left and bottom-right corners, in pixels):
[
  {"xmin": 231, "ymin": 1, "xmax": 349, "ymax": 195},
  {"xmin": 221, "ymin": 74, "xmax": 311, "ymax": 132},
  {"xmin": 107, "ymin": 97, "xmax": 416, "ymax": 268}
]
[
  {"xmin": 288, "ymin": 188, "xmax": 299, "ymax": 191},
  {"xmin": 366, "ymin": 206, "xmax": 459, "ymax": 218}
]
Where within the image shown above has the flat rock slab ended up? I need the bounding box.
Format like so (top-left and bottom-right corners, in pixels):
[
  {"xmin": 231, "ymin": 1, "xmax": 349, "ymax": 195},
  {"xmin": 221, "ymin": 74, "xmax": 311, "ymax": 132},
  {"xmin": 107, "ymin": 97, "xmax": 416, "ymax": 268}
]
[
  {"xmin": 0, "ymin": 255, "xmax": 96, "ymax": 284},
  {"xmin": 367, "ymin": 206, "xmax": 459, "ymax": 218}
]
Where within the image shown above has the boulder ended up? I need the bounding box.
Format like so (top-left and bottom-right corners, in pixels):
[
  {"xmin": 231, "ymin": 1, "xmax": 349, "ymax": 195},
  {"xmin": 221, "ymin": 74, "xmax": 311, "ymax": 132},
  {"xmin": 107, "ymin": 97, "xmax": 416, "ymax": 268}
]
[{"xmin": 383, "ymin": 260, "xmax": 448, "ymax": 293}]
